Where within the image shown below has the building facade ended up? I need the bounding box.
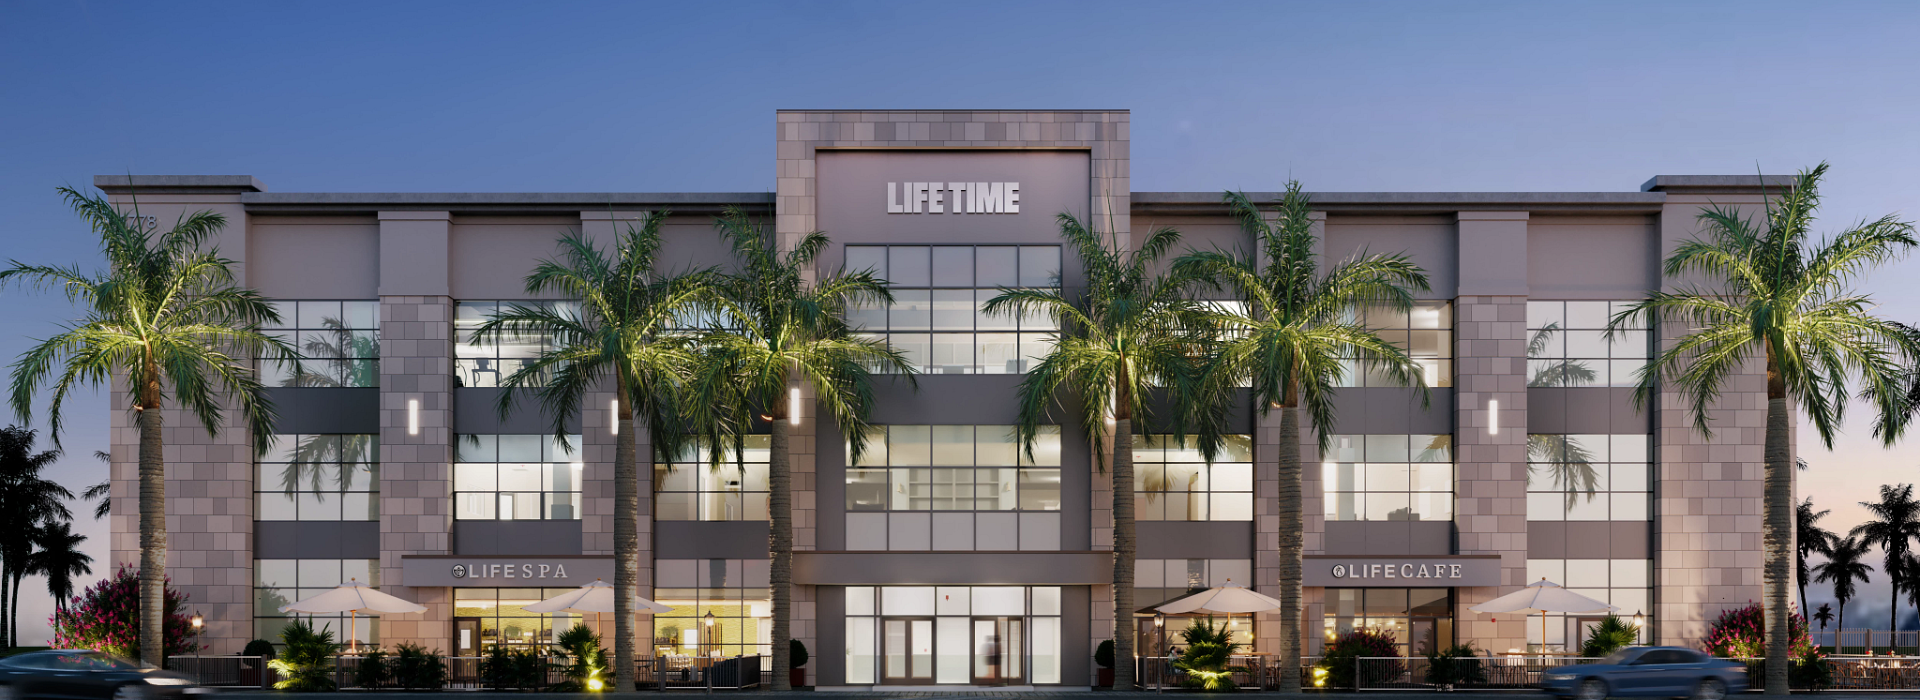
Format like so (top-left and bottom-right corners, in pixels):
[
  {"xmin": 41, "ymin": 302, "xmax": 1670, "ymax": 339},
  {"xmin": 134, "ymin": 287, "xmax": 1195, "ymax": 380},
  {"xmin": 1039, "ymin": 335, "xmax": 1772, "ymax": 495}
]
[{"xmin": 102, "ymin": 109, "xmax": 1780, "ymax": 688}]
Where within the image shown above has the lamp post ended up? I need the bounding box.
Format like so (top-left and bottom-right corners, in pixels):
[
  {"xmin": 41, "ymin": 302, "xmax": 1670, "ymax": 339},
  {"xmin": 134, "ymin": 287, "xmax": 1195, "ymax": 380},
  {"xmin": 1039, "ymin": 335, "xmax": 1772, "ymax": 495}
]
[
  {"xmin": 1153, "ymin": 613, "xmax": 1165, "ymax": 656},
  {"xmin": 190, "ymin": 611, "xmax": 203, "ymax": 631},
  {"xmin": 703, "ymin": 612, "xmax": 715, "ymax": 658},
  {"xmin": 1632, "ymin": 610, "xmax": 1646, "ymax": 644}
]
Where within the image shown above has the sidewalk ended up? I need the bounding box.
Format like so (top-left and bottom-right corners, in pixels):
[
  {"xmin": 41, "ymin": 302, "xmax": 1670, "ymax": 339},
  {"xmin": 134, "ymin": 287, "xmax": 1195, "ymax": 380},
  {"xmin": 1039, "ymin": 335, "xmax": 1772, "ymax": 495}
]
[{"xmin": 200, "ymin": 693, "xmax": 1854, "ymax": 700}]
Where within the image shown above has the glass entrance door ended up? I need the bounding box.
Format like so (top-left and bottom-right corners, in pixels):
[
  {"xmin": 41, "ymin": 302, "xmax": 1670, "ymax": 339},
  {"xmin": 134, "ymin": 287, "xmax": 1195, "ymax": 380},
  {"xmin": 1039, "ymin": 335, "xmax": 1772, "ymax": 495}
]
[
  {"xmin": 882, "ymin": 618, "xmax": 935, "ymax": 684},
  {"xmin": 453, "ymin": 618, "xmax": 481, "ymax": 656},
  {"xmin": 971, "ymin": 617, "xmax": 1024, "ymax": 685}
]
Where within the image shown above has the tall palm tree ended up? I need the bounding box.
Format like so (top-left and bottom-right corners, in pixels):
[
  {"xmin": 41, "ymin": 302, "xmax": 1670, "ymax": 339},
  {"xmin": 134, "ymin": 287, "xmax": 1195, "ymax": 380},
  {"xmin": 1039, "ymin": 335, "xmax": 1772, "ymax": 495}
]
[
  {"xmin": 0, "ymin": 426, "xmax": 72, "ymax": 647},
  {"xmin": 1813, "ymin": 535, "xmax": 1873, "ymax": 648},
  {"xmin": 30, "ymin": 520, "xmax": 92, "ymax": 616},
  {"xmin": 1174, "ymin": 183, "xmax": 1429, "ymax": 692},
  {"xmin": 1610, "ymin": 164, "xmax": 1920, "ymax": 693},
  {"xmin": 985, "ymin": 212, "xmax": 1215, "ymax": 691},
  {"xmin": 1797, "ymin": 497, "xmax": 1838, "ymax": 616},
  {"xmin": 469, "ymin": 212, "xmax": 710, "ymax": 692},
  {"xmin": 684, "ymin": 206, "xmax": 911, "ymax": 690},
  {"xmin": 4, "ymin": 188, "xmax": 290, "ymax": 664},
  {"xmin": 1852, "ymin": 484, "xmax": 1920, "ymax": 638}
]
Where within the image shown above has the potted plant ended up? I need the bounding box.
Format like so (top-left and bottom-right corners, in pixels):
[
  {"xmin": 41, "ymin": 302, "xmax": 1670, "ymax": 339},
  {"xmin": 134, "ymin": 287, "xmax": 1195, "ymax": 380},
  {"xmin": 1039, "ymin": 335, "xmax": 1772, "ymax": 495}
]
[
  {"xmin": 1094, "ymin": 639, "xmax": 1115, "ymax": 687},
  {"xmin": 1171, "ymin": 617, "xmax": 1243, "ymax": 691},
  {"xmin": 790, "ymin": 638, "xmax": 810, "ymax": 688}
]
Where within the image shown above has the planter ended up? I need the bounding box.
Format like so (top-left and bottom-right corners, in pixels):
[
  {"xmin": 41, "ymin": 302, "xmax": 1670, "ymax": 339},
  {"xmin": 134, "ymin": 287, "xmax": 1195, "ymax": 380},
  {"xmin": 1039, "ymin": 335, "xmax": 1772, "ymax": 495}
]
[
  {"xmin": 1097, "ymin": 667, "xmax": 1113, "ymax": 687},
  {"xmin": 791, "ymin": 667, "xmax": 807, "ymax": 688}
]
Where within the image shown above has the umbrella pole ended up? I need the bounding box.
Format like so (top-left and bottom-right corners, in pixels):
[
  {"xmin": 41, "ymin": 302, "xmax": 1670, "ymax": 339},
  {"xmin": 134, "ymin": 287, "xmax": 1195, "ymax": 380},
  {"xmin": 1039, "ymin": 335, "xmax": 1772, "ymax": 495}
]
[{"xmin": 350, "ymin": 611, "xmax": 358, "ymax": 655}]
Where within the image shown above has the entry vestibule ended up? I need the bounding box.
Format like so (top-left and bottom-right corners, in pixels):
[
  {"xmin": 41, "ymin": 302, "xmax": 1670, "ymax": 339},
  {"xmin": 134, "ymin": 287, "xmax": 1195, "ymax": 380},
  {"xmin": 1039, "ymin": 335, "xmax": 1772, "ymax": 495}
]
[{"xmin": 845, "ymin": 586, "xmax": 1062, "ymax": 685}]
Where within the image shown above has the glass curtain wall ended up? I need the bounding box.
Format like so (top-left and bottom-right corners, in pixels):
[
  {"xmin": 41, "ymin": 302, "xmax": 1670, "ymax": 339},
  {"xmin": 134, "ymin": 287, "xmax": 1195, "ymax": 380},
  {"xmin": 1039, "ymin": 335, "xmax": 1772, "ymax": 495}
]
[
  {"xmin": 844, "ymin": 586, "xmax": 1062, "ymax": 685},
  {"xmin": 454, "ymin": 434, "xmax": 584, "ymax": 520},
  {"xmin": 261, "ymin": 300, "xmax": 379, "ymax": 387},
  {"xmin": 653, "ymin": 559, "xmax": 772, "ymax": 660},
  {"xmin": 654, "ymin": 436, "xmax": 770, "ymax": 521},
  {"xmin": 1134, "ymin": 434, "xmax": 1253, "ymax": 521},
  {"xmin": 256, "ymin": 433, "xmax": 379, "ymax": 521},
  {"xmin": 844, "ymin": 245, "xmax": 1060, "ymax": 374}
]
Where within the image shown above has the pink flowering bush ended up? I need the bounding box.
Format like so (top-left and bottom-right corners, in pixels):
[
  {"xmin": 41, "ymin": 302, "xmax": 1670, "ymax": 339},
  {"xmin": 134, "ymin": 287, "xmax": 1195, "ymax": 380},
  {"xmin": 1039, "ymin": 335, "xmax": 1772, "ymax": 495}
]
[
  {"xmin": 51, "ymin": 564, "xmax": 203, "ymax": 661},
  {"xmin": 1702, "ymin": 602, "xmax": 1814, "ymax": 659}
]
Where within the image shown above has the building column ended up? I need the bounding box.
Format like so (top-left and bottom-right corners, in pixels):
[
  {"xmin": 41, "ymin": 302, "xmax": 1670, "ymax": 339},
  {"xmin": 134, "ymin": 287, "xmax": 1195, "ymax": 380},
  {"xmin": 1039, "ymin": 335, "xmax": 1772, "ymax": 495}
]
[{"xmin": 1452, "ymin": 212, "xmax": 1530, "ymax": 652}]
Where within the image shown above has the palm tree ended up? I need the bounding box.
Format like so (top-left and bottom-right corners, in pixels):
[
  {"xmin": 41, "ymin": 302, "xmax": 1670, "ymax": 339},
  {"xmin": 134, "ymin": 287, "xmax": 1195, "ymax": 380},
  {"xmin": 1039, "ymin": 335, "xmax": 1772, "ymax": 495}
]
[
  {"xmin": 0, "ymin": 426, "xmax": 72, "ymax": 647},
  {"xmin": 1813, "ymin": 603, "xmax": 1834, "ymax": 636},
  {"xmin": 1172, "ymin": 183, "xmax": 1429, "ymax": 692},
  {"xmin": 84, "ymin": 450, "xmax": 110, "ymax": 520},
  {"xmin": 469, "ymin": 212, "xmax": 710, "ymax": 692},
  {"xmin": 1853, "ymin": 484, "xmax": 1920, "ymax": 638},
  {"xmin": 1797, "ymin": 497, "xmax": 1838, "ymax": 616},
  {"xmin": 29, "ymin": 520, "xmax": 93, "ymax": 618},
  {"xmin": 1527, "ymin": 434, "xmax": 1599, "ymax": 511},
  {"xmin": 3, "ymin": 188, "xmax": 290, "ymax": 665},
  {"xmin": 984, "ymin": 211, "xmax": 1215, "ymax": 691},
  {"xmin": 1610, "ymin": 164, "xmax": 1920, "ymax": 693},
  {"xmin": 685, "ymin": 207, "xmax": 911, "ymax": 690},
  {"xmin": 1813, "ymin": 535, "xmax": 1873, "ymax": 649},
  {"xmin": 1526, "ymin": 322, "xmax": 1598, "ymax": 388}
]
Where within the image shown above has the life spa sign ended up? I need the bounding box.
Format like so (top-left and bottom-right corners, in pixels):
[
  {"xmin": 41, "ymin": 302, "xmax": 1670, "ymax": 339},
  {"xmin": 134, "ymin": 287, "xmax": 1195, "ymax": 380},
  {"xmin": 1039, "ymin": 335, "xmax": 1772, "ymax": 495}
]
[
  {"xmin": 886, "ymin": 182, "xmax": 1020, "ymax": 214},
  {"xmin": 401, "ymin": 556, "xmax": 615, "ymax": 587},
  {"xmin": 1302, "ymin": 555, "xmax": 1501, "ymax": 587}
]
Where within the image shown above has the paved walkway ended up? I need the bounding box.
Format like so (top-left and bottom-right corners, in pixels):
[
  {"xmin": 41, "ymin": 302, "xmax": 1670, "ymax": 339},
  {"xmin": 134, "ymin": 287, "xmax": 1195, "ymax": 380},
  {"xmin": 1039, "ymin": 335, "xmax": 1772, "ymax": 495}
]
[{"xmin": 202, "ymin": 693, "xmax": 1857, "ymax": 700}]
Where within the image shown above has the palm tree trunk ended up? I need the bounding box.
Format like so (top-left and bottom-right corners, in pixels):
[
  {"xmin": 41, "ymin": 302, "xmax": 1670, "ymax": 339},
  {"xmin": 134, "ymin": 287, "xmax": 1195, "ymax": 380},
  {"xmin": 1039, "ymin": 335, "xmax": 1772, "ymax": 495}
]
[
  {"xmin": 1275, "ymin": 404, "xmax": 1304, "ymax": 692},
  {"xmin": 1111, "ymin": 416, "xmax": 1136, "ymax": 691},
  {"xmin": 10, "ymin": 572, "xmax": 21, "ymax": 648},
  {"xmin": 1837, "ymin": 600, "xmax": 1846, "ymax": 651},
  {"xmin": 1762, "ymin": 394, "xmax": 1792, "ymax": 695},
  {"xmin": 1, "ymin": 559, "xmax": 10, "ymax": 651},
  {"xmin": 138, "ymin": 402, "xmax": 167, "ymax": 668},
  {"xmin": 612, "ymin": 380, "xmax": 639, "ymax": 693},
  {"xmin": 769, "ymin": 402, "xmax": 793, "ymax": 691}
]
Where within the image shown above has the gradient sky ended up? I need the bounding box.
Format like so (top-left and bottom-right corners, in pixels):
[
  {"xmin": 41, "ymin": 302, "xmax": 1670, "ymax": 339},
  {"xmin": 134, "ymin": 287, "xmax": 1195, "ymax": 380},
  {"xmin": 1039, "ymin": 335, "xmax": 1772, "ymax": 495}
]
[{"xmin": 2, "ymin": 1, "xmax": 1917, "ymax": 645}]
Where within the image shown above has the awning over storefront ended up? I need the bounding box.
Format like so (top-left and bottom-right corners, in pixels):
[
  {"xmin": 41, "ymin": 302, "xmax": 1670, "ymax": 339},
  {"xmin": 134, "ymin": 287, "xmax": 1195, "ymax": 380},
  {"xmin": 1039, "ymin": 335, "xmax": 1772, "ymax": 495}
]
[
  {"xmin": 794, "ymin": 551, "xmax": 1110, "ymax": 585},
  {"xmin": 1304, "ymin": 555, "xmax": 1501, "ymax": 587},
  {"xmin": 402, "ymin": 555, "xmax": 614, "ymax": 587}
]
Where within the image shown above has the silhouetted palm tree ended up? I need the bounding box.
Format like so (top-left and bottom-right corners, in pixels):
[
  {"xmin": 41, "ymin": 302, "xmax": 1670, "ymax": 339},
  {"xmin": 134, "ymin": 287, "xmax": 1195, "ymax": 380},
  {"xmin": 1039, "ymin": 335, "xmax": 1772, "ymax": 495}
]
[
  {"xmin": 1853, "ymin": 484, "xmax": 1920, "ymax": 636},
  {"xmin": 1798, "ymin": 497, "xmax": 1838, "ymax": 616},
  {"xmin": 83, "ymin": 451, "xmax": 110, "ymax": 520},
  {"xmin": 0, "ymin": 426, "xmax": 73, "ymax": 647},
  {"xmin": 1815, "ymin": 535, "xmax": 1874, "ymax": 646},
  {"xmin": 29, "ymin": 520, "xmax": 92, "ymax": 615}
]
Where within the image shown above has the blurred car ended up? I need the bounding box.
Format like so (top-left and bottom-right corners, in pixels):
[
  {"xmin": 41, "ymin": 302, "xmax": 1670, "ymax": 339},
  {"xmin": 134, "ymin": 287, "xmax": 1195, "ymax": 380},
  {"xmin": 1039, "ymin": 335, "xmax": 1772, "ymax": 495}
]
[
  {"xmin": 0, "ymin": 650, "xmax": 206, "ymax": 700},
  {"xmin": 1541, "ymin": 646, "xmax": 1747, "ymax": 700}
]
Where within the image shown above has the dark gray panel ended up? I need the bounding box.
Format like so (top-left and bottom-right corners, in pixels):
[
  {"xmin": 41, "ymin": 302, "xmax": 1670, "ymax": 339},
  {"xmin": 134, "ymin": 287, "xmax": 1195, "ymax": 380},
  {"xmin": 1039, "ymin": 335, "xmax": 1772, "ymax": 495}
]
[
  {"xmin": 1563, "ymin": 389, "xmax": 1613, "ymax": 433},
  {"xmin": 1609, "ymin": 390, "xmax": 1653, "ymax": 433},
  {"xmin": 254, "ymin": 521, "xmax": 381, "ymax": 559},
  {"xmin": 1326, "ymin": 521, "xmax": 1452, "ymax": 556},
  {"xmin": 1062, "ymin": 585, "xmax": 1091, "ymax": 686},
  {"xmin": 454, "ymin": 388, "xmax": 580, "ymax": 434},
  {"xmin": 1409, "ymin": 522, "xmax": 1454, "ymax": 554},
  {"xmin": 452, "ymin": 520, "xmax": 584, "ymax": 556},
  {"xmin": 1528, "ymin": 388, "xmax": 1567, "ymax": 434},
  {"xmin": 1528, "ymin": 521, "xmax": 1566, "ymax": 559},
  {"xmin": 1138, "ymin": 522, "xmax": 1253, "ymax": 560},
  {"xmin": 265, "ymin": 388, "xmax": 379, "ymax": 434},
  {"xmin": 816, "ymin": 417, "xmax": 847, "ymax": 551},
  {"xmin": 793, "ymin": 551, "xmax": 1109, "ymax": 585},
  {"xmin": 655, "ymin": 521, "xmax": 770, "ymax": 559},
  {"xmin": 1564, "ymin": 522, "xmax": 1614, "ymax": 559},
  {"xmin": 816, "ymin": 585, "xmax": 845, "ymax": 686},
  {"xmin": 865, "ymin": 375, "xmax": 1026, "ymax": 424},
  {"xmin": 1330, "ymin": 389, "xmax": 1453, "ymax": 435},
  {"xmin": 1141, "ymin": 388, "xmax": 1253, "ymax": 434},
  {"xmin": 1610, "ymin": 521, "xmax": 1651, "ymax": 559}
]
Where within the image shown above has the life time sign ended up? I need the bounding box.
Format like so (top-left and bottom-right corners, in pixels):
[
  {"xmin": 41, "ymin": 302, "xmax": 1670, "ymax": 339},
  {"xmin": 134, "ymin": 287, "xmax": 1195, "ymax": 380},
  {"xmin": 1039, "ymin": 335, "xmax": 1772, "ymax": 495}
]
[
  {"xmin": 887, "ymin": 182, "xmax": 1020, "ymax": 214},
  {"xmin": 1302, "ymin": 556, "xmax": 1501, "ymax": 587},
  {"xmin": 401, "ymin": 556, "xmax": 615, "ymax": 587}
]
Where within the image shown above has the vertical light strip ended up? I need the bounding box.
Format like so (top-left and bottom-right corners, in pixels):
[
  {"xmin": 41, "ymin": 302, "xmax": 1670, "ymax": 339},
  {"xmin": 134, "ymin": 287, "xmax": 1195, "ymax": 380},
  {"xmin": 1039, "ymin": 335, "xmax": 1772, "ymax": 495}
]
[
  {"xmin": 789, "ymin": 387, "xmax": 801, "ymax": 426},
  {"xmin": 407, "ymin": 398, "xmax": 420, "ymax": 436},
  {"xmin": 610, "ymin": 398, "xmax": 620, "ymax": 435},
  {"xmin": 1487, "ymin": 399, "xmax": 1500, "ymax": 436}
]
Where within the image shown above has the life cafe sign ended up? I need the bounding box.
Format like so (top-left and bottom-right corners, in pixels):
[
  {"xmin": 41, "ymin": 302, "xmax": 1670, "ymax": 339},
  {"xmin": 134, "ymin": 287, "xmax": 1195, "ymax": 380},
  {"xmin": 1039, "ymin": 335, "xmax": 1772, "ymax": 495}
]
[
  {"xmin": 887, "ymin": 182, "xmax": 1020, "ymax": 214},
  {"xmin": 1303, "ymin": 555, "xmax": 1500, "ymax": 588},
  {"xmin": 401, "ymin": 556, "xmax": 615, "ymax": 587}
]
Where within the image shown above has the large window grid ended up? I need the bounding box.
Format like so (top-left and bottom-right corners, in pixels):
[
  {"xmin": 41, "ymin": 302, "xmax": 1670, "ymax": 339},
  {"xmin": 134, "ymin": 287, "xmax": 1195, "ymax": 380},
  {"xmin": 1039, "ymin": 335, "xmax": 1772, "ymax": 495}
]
[
  {"xmin": 454, "ymin": 434, "xmax": 584, "ymax": 520},
  {"xmin": 1322, "ymin": 588, "xmax": 1453, "ymax": 656},
  {"xmin": 1524, "ymin": 559, "xmax": 1652, "ymax": 650},
  {"xmin": 844, "ymin": 586, "xmax": 1062, "ymax": 685},
  {"xmin": 1526, "ymin": 434, "xmax": 1650, "ymax": 521},
  {"xmin": 455, "ymin": 300, "xmax": 579, "ymax": 387},
  {"xmin": 1133, "ymin": 559, "xmax": 1256, "ymax": 650},
  {"xmin": 1134, "ymin": 434, "xmax": 1253, "ymax": 521},
  {"xmin": 1335, "ymin": 302, "xmax": 1452, "ymax": 388},
  {"xmin": 845, "ymin": 425, "xmax": 1062, "ymax": 551},
  {"xmin": 257, "ymin": 434, "xmax": 379, "ymax": 521},
  {"xmin": 845, "ymin": 245, "xmax": 1060, "ymax": 374},
  {"xmin": 453, "ymin": 587, "xmax": 589, "ymax": 652},
  {"xmin": 653, "ymin": 558, "xmax": 772, "ymax": 660},
  {"xmin": 262, "ymin": 300, "xmax": 379, "ymax": 387},
  {"xmin": 1526, "ymin": 301, "xmax": 1649, "ymax": 387},
  {"xmin": 255, "ymin": 559, "xmax": 380, "ymax": 646},
  {"xmin": 1322, "ymin": 434, "xmax": 1454, "ymax": 521},
  {"xmin": 655, "ymin": 436, "xmax": 770, "ymax": 522}
]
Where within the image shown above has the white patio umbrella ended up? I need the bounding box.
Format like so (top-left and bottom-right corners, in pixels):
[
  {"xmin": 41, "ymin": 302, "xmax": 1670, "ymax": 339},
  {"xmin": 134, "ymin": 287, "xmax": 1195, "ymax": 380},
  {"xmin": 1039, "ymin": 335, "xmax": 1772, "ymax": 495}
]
[
  {"xmin": 522, "ymin": 579, "xmax": 673, "ymax": 635},
  {"xmin": 1155, "ymin": 579, "xmax": 1281, "ymax": 645},
  {"xmin": 279, "ymin": 578, "xmax": 427, "ymax": 653},
  {"xmin": 1468, "ymin": 579, "xmax": 1615, "ymax": 654}
]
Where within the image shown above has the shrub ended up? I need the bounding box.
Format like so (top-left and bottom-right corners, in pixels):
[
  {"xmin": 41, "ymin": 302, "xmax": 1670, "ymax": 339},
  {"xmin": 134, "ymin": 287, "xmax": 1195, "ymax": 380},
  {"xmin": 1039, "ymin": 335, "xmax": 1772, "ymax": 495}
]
[
  {"xmin": 268, "ymin": 621, "xmax": 337, "ymax": 691},
  {"xmin": 1424, "ymin": 643, "xmax": 1488, "ymax": 687},
  {"xmin": 1581, "ymin": 615, "xmax": 1642, "ymax": 658},
  {"xmin": 791, "ymin": 638, "xmax": 809, "ymax": 668},
  {"xmin": 49, "ymin": 564, "xmax": 202, "ymax": 662},
  {"xmin": 552, "ymin": 624, "xmax": 608, "ymax": 691},
  {"xmin": 391, "ymin": 643, "xmax": 447, "ymax": 691},
  {"xmin": 1317, "ymin": 629, "xmax": 1401, "ymax": 689},
  {"xmin": 1703, "ymin": 603, "xmax": 1814, "ymax": 659},
  {"xmin": 479, "ymin": 644, "xmax": 546, "ymax": 690},
  {"xmin": 1172, "ymin": 616, "xmax": 1243, "ymax": 692},
  {"xmin": 1094, "ymin": 639, "xmax": 1115, "ymax": 668},
  {"xmin": 353, "ymin": 649, "xmax": 391, "ymax": 690},
  {"xmin": 242, "ymin": 639, "xmax": 277, "ymax": 658}
]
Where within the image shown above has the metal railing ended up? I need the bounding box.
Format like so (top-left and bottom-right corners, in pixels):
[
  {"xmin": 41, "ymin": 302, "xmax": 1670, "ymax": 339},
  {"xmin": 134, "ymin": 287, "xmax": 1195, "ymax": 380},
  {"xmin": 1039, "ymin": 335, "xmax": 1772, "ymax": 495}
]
[
  {"xmin": 656, "ymin": 655, "xmax": 763, "ymax": 691},
  {"xmin": 1118, "ymin": 654, "xmax": 1319, "ymax": 690},
  {"xmin": 167, "ymin": 654, "xmax": 773, "ymax": 691},
  {"xmin": 1817, "ymin": 630, "xmax": 1920, "ymax": 653},
  {"xmin": 1355, "ymin": 655, "xmax": 1604, "ymax": 690},
  {"xmin": 166, "ymin": 656, "xmax": 275, "ymax": 688}
]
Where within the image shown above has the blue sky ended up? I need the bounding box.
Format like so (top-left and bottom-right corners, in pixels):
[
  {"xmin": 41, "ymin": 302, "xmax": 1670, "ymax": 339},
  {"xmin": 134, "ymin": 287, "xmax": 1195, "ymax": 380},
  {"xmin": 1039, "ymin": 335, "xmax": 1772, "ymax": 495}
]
[{"xmin": 2, "ymin": 1, "xmax": 1918, "ymax": 645}]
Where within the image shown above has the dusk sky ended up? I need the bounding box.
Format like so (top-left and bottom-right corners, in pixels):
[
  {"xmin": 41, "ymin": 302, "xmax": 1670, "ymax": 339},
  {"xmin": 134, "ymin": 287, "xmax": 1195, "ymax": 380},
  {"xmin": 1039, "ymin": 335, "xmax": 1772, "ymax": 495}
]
[{"xmin": 2, "ymin": 1, "xmax": 1917, "ymax": 645}]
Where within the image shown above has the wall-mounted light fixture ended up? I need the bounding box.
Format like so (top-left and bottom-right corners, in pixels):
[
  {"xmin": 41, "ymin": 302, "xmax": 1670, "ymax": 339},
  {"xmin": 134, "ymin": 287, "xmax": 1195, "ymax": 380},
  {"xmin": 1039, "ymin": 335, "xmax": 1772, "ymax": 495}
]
[
  {"xmin": 1487, "ymin": 399, "xmax": 1500, "ymax": 436},
  {"xmin": 407, "ymin": 399, "xmax": 420, "ymax": 436},
  {"xmin": 610, "ymin": 398, "xmax": 620, "ymax": 435},
  {"xmin": 789, "ymin": 387, "xmax": 801, "ymax": 426}
]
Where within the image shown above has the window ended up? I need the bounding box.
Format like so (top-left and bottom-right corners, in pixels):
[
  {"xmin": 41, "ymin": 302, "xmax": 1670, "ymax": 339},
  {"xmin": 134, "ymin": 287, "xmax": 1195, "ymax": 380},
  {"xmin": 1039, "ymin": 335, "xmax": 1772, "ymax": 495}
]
[
  {"xmin": 844, "ymin": 425, "xmax": 1061, "ymax": 551},
  {"xmin": 454, "ymin": 435, "xmax": 583, "ymax": 520},
  {"xmin": 1526, "ymin": 434, "xmax": 1650, "ymax": 521},
  {"xmin": 256, "ymin": 434, "xmax": 379, "ymax": 521},
  {"xmin": 1133, "ymin": 558, "xmax": 1256, "ymax": 650},
  {"xmin": 262, "ymin": 300, "xmax": 379, "ymax": 387},
  {"xmin": 1527, "ymin": 300, "xmax": 1649, "ymax": 387},
  {"xmin": 255, "ymin": 559, "xmax": 380, "ymax": 646},
  {"xmin": 1322, "ymin": 434, "xmax": 1454, "ymax": 521},
  {"xmin": 845, "ymin": 245, "xmax": 1060, "ymax": 374},
  {"xmin": 1135, "ymin": 434, "xmax": 1253, "ymax": 521},
  {"xmin": 1525, "ymin": 558, "xmax": 1651, "ymax": 649},
  {"xmin": 653, "ymin": 559, "xmax": 772, "ymax": 660},
  {"xmin": 655, "ymin": 436, "xmax": 769, "ymax": 521},
  {"xmin": 1336, "ymin": 302, "xmax": 1451, "ymax": 388},
  {"xmin": 455, "ymin": 300, "xmax": 579, "ymax": 387},
  {"xmin": 1322, "ymin": 588, "xmax": 1453, "ymax": 656},
  {"xmin": 843, "ymin": 586, "xmax": 1062, "ymax": 685},
  {"xmin": 453, "ymin": 588, "xmax": 592, "ymax": 652}
]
